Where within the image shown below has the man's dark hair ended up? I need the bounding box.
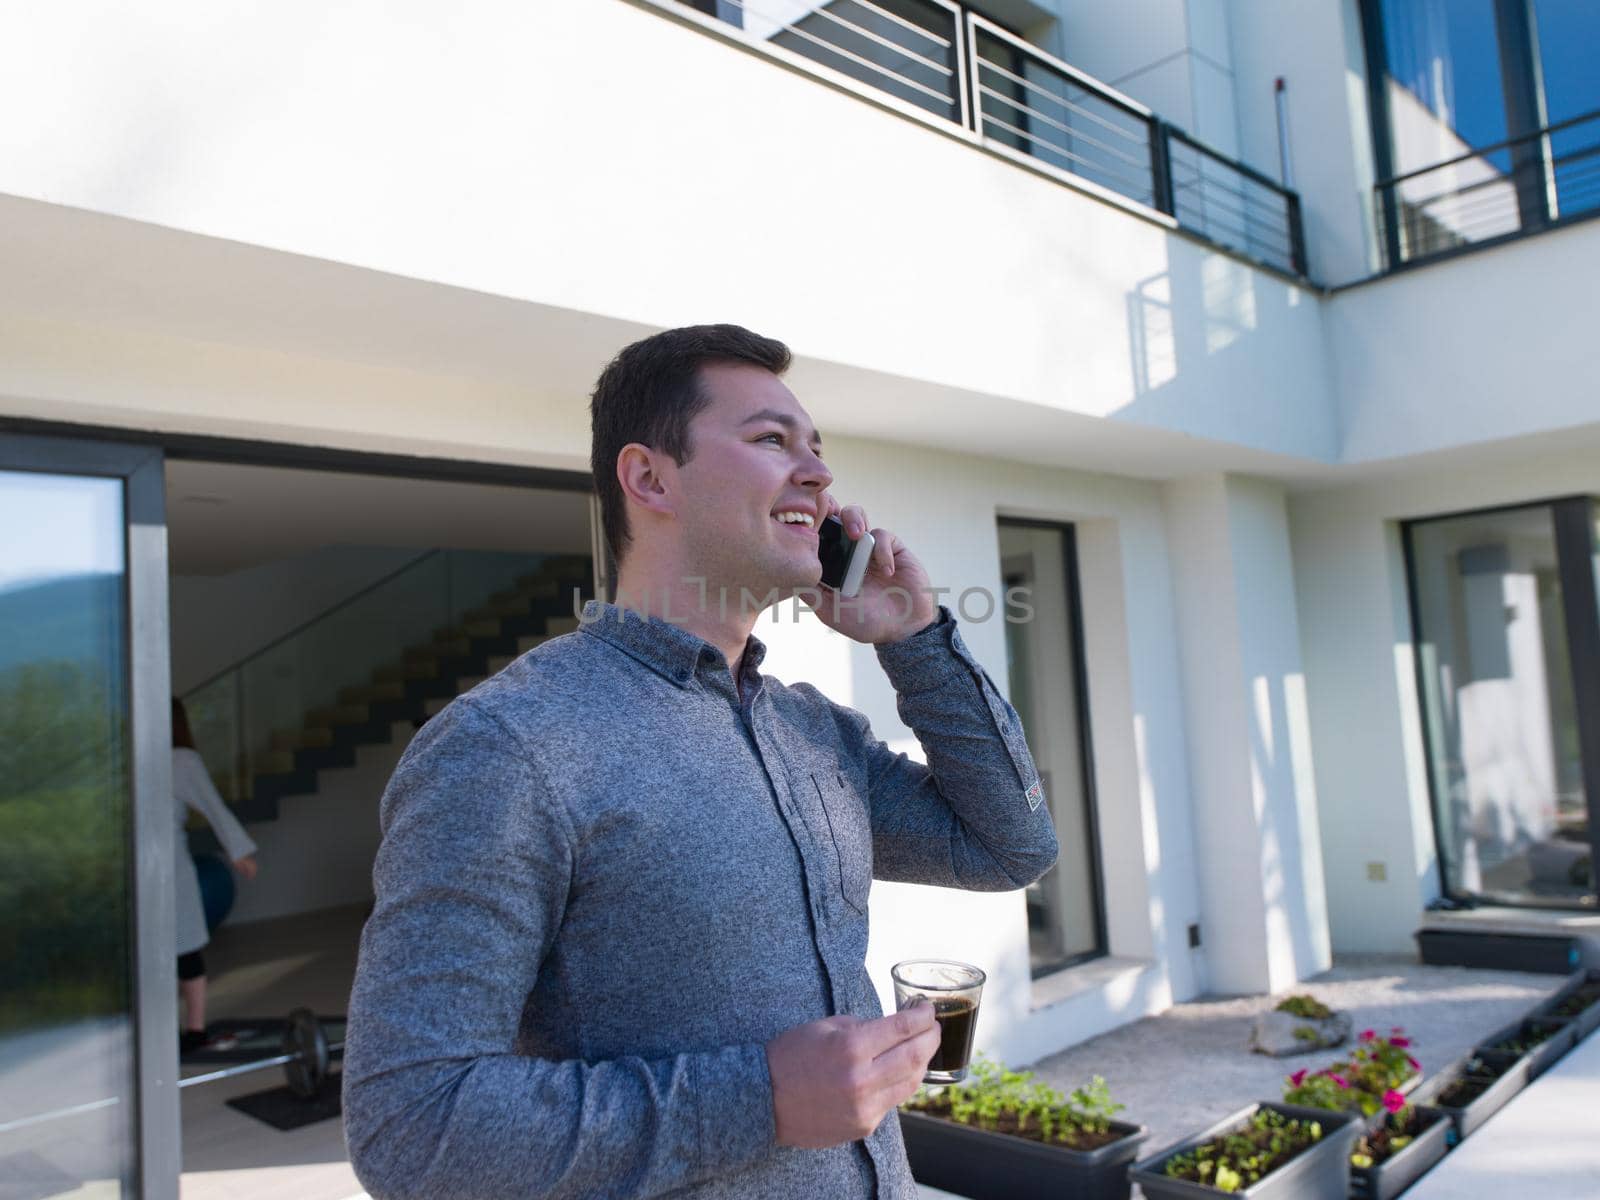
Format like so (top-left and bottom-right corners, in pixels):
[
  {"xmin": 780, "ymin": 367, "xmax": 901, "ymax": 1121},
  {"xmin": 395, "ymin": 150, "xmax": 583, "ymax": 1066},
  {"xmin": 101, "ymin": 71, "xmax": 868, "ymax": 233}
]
[{"xmin": 590, "ymin": 323, "xmax": 792, "ymax": 562}]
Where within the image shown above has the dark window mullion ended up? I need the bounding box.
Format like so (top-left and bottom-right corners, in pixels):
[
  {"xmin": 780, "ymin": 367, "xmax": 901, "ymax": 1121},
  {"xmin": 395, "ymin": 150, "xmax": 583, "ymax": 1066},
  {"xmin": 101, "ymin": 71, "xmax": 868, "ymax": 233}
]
[{"xmin": 1550, "ymin": 497, "xmax": 1600, "ymax": 905}]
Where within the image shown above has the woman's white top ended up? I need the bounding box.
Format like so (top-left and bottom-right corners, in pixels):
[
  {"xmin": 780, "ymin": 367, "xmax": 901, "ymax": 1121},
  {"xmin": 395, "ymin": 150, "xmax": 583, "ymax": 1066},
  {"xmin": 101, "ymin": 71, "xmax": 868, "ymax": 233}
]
[{"xmin": 173, "ymin": 746, "xmax": 257, "ymax": 955}]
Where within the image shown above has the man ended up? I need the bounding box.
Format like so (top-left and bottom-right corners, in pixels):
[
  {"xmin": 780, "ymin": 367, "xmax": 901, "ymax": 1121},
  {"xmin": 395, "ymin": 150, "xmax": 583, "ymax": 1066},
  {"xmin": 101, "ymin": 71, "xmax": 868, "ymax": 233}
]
[{"xmin": 343, "ymin": 324, "xmax": 1058, "ymax": 1198}]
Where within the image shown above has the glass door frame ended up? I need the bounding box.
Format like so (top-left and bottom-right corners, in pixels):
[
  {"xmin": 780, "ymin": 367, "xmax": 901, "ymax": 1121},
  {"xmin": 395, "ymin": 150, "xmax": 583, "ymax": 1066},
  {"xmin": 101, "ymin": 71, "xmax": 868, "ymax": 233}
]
[
  {"xmin": 1401, "ymin": 494, "xmax": 1600, "ymax": 911},
  {"xmin": 0, "ymin": 434, "xmax": 177, "ymax": 1197},
  {"xmin": 996, "ymin": 516, "xmax": 1110, "ymax": 974}
]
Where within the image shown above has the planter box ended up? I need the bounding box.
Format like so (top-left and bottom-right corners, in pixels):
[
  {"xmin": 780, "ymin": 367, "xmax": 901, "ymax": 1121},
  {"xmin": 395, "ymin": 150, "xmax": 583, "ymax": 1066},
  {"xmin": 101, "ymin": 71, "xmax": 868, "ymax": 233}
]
[
  {"xmin": 1129, "ymin": 1102, "xmax": 1361, "ymax": 1200},
  {"xmin": 1349, "ymin": 1106, "xmax": 1452, "ymax": 1200},
  {"xmin": 1414, "ymin": 929, "xmax": 1580, "ymax": 974},
  {"xmin": 899, "ymin": 1109, "xmax": 1148, "ymax": 1200},
  {"xmin": 1536, "ymin": 969, "xmax": 1600, "ymax": 1040},
  {"xmin": 1477, "ymin": 1015, "xmax": 1578, "ymax": 1080},
  {"xmin": 1413, "ymin": 1054, "xmax": 1532, "ymax": 1143}
]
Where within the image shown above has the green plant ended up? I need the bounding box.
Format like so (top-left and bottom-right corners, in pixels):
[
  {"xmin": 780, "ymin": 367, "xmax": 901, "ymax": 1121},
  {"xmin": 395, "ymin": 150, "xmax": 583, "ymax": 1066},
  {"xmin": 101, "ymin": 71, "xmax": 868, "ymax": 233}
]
[
  {"xmin": 1161, "ymin": 1108, "xmax": 1324, "ymax": 1194},
  {"xmin": 1282, "ymin": 1027, "xmax": 1420, "ymax": 1119},
  {"xmin": 1550, "ymin": 985, "xmax": 1600, "ymax": 1019},
  {"xmin": 1485, "ymin": 1021, "xmax": 1561, "ymax": 1056},
  {"xmin": 1274, "ymin": 994, "xmax": 1333, "ymax": 1020},
  {"xmin": 1292, "ymin": 1024, "xmax": 1320, "ymax": 1043},
  {"xmin": 1349, "ymin": 1102, "xmax": 1434, "ymax": 1170},
  {"xmin": 903, "ymin": 1054, "xmax": 1126, "ymax": 1149}
]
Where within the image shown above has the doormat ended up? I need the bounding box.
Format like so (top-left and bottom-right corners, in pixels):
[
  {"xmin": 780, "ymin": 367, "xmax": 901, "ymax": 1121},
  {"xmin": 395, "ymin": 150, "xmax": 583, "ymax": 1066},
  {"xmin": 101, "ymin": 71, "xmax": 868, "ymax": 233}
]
[
  {"xmin": 0, "ymin": 1150, "xmax": 81, "ymax": 1200},
  {"xmin": 225, "ymin": 1081, "xmax": 342, "ymax": 1131}
]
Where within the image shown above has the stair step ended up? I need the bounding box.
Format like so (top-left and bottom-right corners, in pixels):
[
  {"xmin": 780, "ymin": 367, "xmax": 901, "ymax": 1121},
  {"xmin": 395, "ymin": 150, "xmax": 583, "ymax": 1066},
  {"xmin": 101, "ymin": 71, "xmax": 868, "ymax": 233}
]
[
  {"xmin": 431, "ymin": 633, "xmax": 471, "ymax": 656},
  {"xmin": 517, "ymin": 634, "xmax": 553, "ymax": 653},
  {"xmin": 486, "ymin": 655, "xmax": 517, "ymax": 674},
  {"xmin": 340, "ymin": 681, "xmax": 404, "ymax": 705},
  {"xmin": 308, "ymin": 703, "xmax": 369, "ymax": 727},
  {"xmin": 271, "ymin": 726, "xmax": 333, "ymax": 752},
  {"xmin": 255, "ymin": 748, "xmax": 296, "ymax": 775},
  {"xmin": 464, "ymin": 617, "xmax": 500, "ymax": 639},
  {"xmin": 456, "ymin": 675, "xmax": 487, "ymax": 694},
  {"xmin": 375, "ymin": 660, "xmax": 439, "ymax": 683},
  {"xmin": 295, "ymin": 743, "xmax": 358, "ymax": 773},
  {"xmin": 423, "ymin": 695, "xmax": 453, "ymax": 718},
  {"xmin": 545, "ymin": 616, "xmax": 581, "ymax": 636}
]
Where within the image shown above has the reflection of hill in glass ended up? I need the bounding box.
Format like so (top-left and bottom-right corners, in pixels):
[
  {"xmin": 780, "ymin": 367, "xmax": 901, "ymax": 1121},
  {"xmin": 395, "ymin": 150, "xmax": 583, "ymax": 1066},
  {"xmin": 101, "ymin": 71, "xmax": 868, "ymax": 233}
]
[
  {"xmin": 0, "ymin": 589, "xmax": 130, "ymax": 1027},
  {"xmin": 0, "ymin": 572, "xmax": 123, "ymax": 674}
]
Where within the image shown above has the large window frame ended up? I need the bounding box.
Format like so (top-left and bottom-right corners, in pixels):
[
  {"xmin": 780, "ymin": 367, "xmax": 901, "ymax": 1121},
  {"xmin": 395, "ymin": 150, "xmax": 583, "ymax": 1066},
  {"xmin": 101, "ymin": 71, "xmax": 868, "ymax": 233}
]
[
  {"xmin": 0, "ymin": 434, "xmax": 175, "ymax": 1197},
  {"xmin": 1359, "ymin": 0, "xmax": 1599, "ymax": 269},
  {"xmin": 1401, "ymin": 495, "xmax": 1600, "ymax": 911}
]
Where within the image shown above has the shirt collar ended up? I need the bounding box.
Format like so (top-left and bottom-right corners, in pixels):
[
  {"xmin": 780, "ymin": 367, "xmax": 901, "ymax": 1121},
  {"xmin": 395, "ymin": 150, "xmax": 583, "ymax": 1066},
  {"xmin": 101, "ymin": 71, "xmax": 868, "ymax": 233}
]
[{"xmin": 577, "ymin": 600, "xmax": 767, "ymax": 688}]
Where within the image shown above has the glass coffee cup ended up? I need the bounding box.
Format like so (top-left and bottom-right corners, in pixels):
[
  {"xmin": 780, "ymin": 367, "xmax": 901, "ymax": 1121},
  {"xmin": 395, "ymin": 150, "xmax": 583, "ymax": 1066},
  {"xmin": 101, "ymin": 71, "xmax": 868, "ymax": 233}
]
[{"xmin": 891, "ymin": 959, "xmax": 985, "ymax": 1084}]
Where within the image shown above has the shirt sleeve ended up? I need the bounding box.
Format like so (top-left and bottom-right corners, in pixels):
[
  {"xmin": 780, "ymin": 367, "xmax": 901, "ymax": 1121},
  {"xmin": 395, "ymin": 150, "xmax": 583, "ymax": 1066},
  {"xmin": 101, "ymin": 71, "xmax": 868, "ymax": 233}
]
[
  {"xmin": 342, "ymin": 698, "xmax": 776, "ymax": 1200},
  {"xmin": 847, "ymin": 608, "xmax": 1059, "ymax": 891},
  {"xmin": 177, "ymin": 749, "xmax": 257, "ymax": 863}
]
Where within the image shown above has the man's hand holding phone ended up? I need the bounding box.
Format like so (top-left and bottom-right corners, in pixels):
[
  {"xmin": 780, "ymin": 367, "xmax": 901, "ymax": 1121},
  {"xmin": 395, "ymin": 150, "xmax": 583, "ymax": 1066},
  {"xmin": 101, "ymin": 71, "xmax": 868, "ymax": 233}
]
[{"xmin": 812, "ymin": 499, "xmax": 937, "ymax": 644}]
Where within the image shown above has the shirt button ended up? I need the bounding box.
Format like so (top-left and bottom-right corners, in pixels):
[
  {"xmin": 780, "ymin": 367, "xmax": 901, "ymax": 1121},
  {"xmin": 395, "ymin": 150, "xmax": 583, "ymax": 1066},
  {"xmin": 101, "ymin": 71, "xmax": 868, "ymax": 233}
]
[{"xmin": 675, "ymin": 668, "xmax": 691, "ymax": 683}]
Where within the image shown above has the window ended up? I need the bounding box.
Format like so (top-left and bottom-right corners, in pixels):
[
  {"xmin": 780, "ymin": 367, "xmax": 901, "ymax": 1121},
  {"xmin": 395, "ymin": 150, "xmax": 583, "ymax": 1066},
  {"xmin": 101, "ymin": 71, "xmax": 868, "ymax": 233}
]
[
  {"xmin": 1404, "ymin": 498, "xmax": 1600, "ymax": 909},
  {"xmin": 997, "ymin": 519, "xmax": 1106, "ymax": 974},
  {"xmin": 1363, "ymin": 0, "xmax": 1600, "ymax": 262}
]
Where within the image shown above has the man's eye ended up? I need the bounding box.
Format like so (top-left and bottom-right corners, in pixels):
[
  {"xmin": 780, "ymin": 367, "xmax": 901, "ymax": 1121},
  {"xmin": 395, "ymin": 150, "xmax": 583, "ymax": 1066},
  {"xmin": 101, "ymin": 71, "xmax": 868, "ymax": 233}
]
[{"xmin": 756, "ymin": 433, "xmax": 783, "ymax": 445}]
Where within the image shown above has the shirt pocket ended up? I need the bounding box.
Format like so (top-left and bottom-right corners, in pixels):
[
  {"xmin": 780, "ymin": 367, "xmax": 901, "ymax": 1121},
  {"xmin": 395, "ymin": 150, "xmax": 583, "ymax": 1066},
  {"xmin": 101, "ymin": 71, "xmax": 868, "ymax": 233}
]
[{"xmin": 811, "ymin": 771, "xmax": 873, "ymax": 917}]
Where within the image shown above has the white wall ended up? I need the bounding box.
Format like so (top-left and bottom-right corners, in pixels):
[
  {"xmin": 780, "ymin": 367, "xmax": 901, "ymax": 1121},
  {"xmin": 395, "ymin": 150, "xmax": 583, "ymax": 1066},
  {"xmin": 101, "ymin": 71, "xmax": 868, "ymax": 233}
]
[
  {"xmin": 1328, "ymin": 219, "xmax": 1600, "ymax": 464},
  {"xmin": 1227, "ymin": 0, "xmax": 1379, "ymax": 284},
  {"xmin": 1289, "ymin": 440, "xmax": 1600, "ymax": 953},
  {"xmin": 0, "ymin": 0, "xmax": 1337, "ymax": 468},
  {"xmin": 1163, "ymin": 473, "xmax": 1331, "ymax": 994},
  {"xmin": 1053, "ymin": 0, "xmax": 1240, "ymax": 157},
  {"xmin": 223, "ymin": 724, "xmax": 411, "ymax": 924},
  {"xmin": 170, "ymin": 545, "xmax": 418, "ymax": 693}
]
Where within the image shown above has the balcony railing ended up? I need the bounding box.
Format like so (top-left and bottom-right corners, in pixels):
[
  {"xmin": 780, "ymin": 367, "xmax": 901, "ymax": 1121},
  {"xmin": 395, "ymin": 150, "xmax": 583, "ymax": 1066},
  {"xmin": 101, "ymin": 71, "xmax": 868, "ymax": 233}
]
[
  {"xmin": 1375, "ymin": 107, "xmax": 1600, "ymax": 269},
  {"xmin": 675, "ymin": 0, "xmax": 1308, "ymax": 277}
]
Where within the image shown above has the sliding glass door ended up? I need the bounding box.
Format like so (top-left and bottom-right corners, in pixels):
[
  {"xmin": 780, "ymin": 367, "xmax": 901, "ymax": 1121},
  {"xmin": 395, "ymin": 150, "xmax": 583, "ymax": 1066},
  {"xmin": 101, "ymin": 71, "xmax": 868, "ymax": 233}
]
[
  {"xmin": 0, "ymin": 438, "xmax": 174, "ymax": 1197},
  {"xmin": 1406, "ymin": 497, "xmax": 1600, "ymax": 909}
]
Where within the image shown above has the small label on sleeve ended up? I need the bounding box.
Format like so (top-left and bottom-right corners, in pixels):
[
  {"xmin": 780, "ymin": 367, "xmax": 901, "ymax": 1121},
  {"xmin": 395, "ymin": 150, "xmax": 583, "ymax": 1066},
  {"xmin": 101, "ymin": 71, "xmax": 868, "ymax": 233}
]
[{"xmin": 1025, "ymin": 780, "xmax": 1044, "ymax": 811}]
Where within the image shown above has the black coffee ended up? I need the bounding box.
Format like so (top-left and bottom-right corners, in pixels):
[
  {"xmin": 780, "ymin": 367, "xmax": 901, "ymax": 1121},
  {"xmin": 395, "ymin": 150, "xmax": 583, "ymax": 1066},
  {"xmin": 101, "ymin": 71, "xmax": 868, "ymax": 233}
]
[{"xmin": 928, "ymin": 996, "xmax": 978, "ymax": 1073}]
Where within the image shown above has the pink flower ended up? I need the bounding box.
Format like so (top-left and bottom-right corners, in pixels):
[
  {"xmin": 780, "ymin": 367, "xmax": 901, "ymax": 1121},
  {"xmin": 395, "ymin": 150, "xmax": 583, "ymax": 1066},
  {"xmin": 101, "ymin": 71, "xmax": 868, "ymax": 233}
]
[
  {"xmin": 1330, "ymin": 1073, "xmax": 1350, "ymax": 1089},
  {"xmin": 1383, "ymin": 1090, "xmax": 1406, "ymax": 1114},
  {"xmin": 1391, "ymin": 1036, "xmax": 1411, "ymax": 1048},
  {"xmin": 1289, "ymin": 1069, "xmax": 1307, "ymax": 1088},
  {"xmin": 1360, "ymin": 1029, "xmax": 1376, "ymax": 1041},
  {"xmin": 1407, "ymin": 1056, "xmax": 1421, "ymax": 1071},
  {"xmin": 1391, "ymin": 1026, "xmax": 1405, "ymax": 1034}
]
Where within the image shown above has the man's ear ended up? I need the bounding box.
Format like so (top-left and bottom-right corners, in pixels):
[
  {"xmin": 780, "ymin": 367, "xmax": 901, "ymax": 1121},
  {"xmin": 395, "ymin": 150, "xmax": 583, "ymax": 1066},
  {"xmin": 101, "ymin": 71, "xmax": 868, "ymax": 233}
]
[{"xmin": 616, "ymin": 443, "xmax": 675, "ymax": 518}]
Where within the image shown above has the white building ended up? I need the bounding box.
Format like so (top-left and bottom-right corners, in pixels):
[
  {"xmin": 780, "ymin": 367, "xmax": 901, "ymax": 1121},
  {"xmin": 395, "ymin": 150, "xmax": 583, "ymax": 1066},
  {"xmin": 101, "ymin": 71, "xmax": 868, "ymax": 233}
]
[{"xmin": 1, "ymin": 0, "xmax": 1595, "ymax": 1193}]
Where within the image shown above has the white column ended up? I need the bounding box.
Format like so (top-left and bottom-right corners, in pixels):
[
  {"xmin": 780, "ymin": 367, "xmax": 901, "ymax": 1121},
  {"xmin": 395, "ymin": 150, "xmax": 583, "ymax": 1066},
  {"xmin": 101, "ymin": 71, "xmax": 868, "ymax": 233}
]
[{"xmin": 1163, "ymin": 473, "xmax": 1332, "ymax": 995}]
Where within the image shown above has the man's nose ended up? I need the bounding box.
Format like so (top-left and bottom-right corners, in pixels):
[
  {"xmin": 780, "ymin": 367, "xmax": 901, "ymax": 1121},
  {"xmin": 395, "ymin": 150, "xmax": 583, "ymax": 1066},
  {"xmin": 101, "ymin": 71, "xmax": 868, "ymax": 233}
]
[{"xmin": 796, "ymin": 450, "xmax": 832, "ymax": 491}]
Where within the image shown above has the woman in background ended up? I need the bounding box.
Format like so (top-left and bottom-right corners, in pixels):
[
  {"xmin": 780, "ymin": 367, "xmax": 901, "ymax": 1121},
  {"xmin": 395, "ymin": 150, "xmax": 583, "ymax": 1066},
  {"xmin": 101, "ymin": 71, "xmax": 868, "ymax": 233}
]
[{"xmin": 172, "ymin": 698, "xmax": 259, "ymax": 1055}]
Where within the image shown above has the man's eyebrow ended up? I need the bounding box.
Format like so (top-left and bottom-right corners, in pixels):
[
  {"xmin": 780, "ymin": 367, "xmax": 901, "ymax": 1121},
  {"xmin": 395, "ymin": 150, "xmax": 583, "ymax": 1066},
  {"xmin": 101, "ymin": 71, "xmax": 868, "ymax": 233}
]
[{"xmin": 740, "ymin": 408, "xmax": 823, "ymax": 447}]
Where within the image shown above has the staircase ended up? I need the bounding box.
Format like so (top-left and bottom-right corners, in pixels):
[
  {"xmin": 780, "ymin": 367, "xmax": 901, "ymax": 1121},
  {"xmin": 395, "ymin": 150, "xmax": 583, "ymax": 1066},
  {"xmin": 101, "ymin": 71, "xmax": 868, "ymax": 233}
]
[{"xmin": 187, "ymin": 553, "xmax": 593, "ymax": 829}]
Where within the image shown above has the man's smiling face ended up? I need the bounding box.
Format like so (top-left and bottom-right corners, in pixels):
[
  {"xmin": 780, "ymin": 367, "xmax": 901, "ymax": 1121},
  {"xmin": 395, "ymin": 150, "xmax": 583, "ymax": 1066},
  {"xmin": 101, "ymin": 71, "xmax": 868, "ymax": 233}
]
[{"xmin": 669, "ymin": 361, "xmax": 833, "ymax": 600}]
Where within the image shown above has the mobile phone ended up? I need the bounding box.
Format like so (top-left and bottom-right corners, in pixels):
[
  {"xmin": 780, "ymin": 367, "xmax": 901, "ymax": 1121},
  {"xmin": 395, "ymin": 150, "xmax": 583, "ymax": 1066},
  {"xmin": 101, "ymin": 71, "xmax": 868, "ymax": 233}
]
[{"xmin": 818, "ymin": 514, "xmax": 875, "ymax": 598}]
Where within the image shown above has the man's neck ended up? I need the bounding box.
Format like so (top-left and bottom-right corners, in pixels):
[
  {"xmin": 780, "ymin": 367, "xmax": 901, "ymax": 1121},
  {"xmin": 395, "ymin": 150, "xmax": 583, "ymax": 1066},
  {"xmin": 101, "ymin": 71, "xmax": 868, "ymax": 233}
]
[{"xmin": 612, "ymin": 567, "xmax": 760, "ymax": 687}]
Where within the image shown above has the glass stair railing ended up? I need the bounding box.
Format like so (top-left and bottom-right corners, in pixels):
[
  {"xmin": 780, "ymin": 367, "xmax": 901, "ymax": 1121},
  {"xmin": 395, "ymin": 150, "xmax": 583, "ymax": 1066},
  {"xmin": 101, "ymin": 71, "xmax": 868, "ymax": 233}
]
[{"xmin": 181, "ymin": 550, "xmax": 592, "ymax": 825}]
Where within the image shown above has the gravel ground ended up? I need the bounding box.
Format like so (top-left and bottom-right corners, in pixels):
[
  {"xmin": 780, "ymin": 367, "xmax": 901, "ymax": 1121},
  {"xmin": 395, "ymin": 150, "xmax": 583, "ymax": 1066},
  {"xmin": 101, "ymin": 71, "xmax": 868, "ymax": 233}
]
[{"xmin": 1025, "ymin": 956, "xmax": 1569, "ymax": 1161}]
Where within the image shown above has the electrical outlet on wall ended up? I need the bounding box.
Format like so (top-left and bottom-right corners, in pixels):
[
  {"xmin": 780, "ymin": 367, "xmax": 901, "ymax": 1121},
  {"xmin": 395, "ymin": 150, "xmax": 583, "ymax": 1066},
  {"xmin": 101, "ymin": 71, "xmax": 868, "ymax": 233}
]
[{"xmin": 1366, "ymin": 861, "xmax": 1388, "ymax": 882}]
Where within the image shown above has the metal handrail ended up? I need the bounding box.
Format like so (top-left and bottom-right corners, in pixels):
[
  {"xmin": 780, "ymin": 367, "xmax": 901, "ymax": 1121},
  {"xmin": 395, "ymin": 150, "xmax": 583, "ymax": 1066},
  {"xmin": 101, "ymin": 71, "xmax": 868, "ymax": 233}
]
[
  {"xmin": 965, "ymin": 12, "xmax": 1153, "ymax": 120},
  {"xmin": 1375, "ymin": 107, "xmax": 1600, "ymax": 267},
  {"xmin": 670, "ymin": 0, "xmax": 1309, "ymax": 277},
  {"xmin": 728, "ymin": 0, "xmax": 952, "ymax": 77},
  {"xmin": 1374, "ymin": 105, "xmax": 1600, "ymax": 190},
  {"xmin": 180, "ymin": 548, "xmax": 439, "ymax": 699}
]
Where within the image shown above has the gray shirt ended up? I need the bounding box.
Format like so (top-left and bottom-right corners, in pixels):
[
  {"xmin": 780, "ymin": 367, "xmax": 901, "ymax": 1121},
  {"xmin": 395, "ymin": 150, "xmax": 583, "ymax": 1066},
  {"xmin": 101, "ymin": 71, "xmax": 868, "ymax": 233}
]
[{"xmin": 343, "ymin": 602, "xmax": 1057, "ymax": 1200}]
